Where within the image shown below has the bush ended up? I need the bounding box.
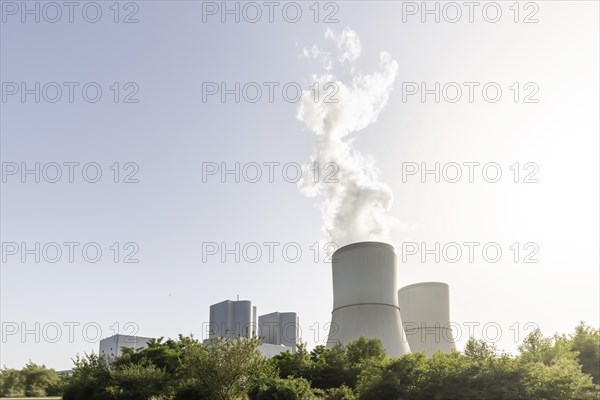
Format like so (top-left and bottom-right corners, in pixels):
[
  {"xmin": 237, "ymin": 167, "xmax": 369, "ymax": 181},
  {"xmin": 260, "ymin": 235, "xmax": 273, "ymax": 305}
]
[
  {"xmin": 107, "ymin": 363, "xmax": 170, "ymax": 400},
  {"xmin": 61, "ymin": 354, "xmax": 113, "ymax": 400},
  {"xmin": 249, "ymin": 376, "xmax": 315, "ymax": 400},
  {"xmin": 322, "ymin": 385, "xmax": 357, "ymax": 400},
  {"xmin": 173, "ymin": 384, "xmax": 211, "ymax": 400},
  {"xmin": 1, "ymin": 362, "xmax": 64, "ymax": 398}
]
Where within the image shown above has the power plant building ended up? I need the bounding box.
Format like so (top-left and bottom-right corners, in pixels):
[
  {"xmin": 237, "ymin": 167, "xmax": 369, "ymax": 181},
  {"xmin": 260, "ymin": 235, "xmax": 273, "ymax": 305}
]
[
  {"xmin": 208, "ymin": 300, "xmax": 295, "ymax": 357},
  {"xmin": 258, "ymin": 312, "xmax": 299, "ymax": 351},
  {"xmin": 209, "ymin": 299, "xmax": 257, "ymax": 339},
  {"xmin": 99, "ymin": 334, "xmax": 153, "ymax": 359}
]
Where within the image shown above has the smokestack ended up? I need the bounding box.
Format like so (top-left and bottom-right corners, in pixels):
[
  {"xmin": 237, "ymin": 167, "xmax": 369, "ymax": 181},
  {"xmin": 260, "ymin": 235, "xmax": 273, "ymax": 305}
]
[
  {"xmin": 326, "ymin": 241, "xmax": 411, "ymax": 357},
  {"xmin": 398, "ymin": 282, "xmax": 456, "ymax": 355}
]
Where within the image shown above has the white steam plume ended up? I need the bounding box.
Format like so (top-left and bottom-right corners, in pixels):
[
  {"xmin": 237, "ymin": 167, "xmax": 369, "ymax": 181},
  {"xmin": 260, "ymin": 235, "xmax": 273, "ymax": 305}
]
[{"xmin": 298, "ymin": 28, "xmax": 399, "ymax": 247}]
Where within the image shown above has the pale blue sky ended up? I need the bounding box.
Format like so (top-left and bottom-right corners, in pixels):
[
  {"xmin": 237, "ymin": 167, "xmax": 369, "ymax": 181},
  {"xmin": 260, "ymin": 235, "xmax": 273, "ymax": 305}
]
[{"xmin": 1, "ymin": 1, "xmax": 598, "ymax": 369}]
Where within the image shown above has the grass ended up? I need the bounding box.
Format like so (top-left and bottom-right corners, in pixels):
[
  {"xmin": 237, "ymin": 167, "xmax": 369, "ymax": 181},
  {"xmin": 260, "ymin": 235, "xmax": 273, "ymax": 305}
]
[{"xmin": 0, "ymin": 398, "xmax": 61, "ymax": 399}]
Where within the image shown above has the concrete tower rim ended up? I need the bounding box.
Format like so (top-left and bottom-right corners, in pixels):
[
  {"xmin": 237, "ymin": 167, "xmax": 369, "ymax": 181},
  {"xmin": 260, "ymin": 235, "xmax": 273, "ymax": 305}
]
[
  {"xmin": 333, "ymin": 241, "xmax": 395, "ymax": 257},
  {"xmin": 399, "ymin": 282, "xmax": 449, "ymax": 292}
]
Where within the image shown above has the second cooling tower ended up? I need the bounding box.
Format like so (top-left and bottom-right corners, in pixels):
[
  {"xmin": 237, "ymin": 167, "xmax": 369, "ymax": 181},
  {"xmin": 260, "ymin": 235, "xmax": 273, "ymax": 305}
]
[
  {"xmin": 398, "ymin": 282, "xmax": 456, "ymax": 355},
  {"xmin": 326, "ymin": 242, "xmax": 411, "ymax": 357}
]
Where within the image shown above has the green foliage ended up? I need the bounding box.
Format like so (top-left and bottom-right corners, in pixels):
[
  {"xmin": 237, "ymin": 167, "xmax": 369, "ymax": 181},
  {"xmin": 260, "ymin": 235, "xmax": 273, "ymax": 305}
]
[
  {"xmin": 62, "ymin": 353, "xmax": 113, "ymax": 400},
  {"xmin": 345, "ymin": 338, "xmax": 386, "ymax": 366},
  {"xmin": 0, "ymin": 362, "xmax": 65, "ymax": 397},
  {"xmin": 249, "ymin": 376, "xmax": 315, "ymax": 400},
  {"xmin": 115, "ymin": 335, "xmax": 198, "ymax": 377},
  {"xmin": 518, "ymin": 328, "xmax": 577, "ymax": 365},
  {"xmin": 273, "ymin": 342, "xmax": 313, "ymax": 379},
  {"xmin": 356, "ymin": 352, "xmax": 427, "ymax": 400},
  {"xmin": 273, "ymin": 338, "xmax": 387, "ymax": 390},
  {"xmin": 310, "ymin": 344, "xmax": 352, "ymax": 389},
  {"xmin": 464, "ymin": 337, "xmax": 498, "ymax": 360},
  {"xmin": 0, "ymin": 367, "xmax": 25, "ymax": 397},
  {"xmin": 321, "ymin": 385, "xmax": 357, "ymax": 400},
  {"xmin": 522, "ymin": 356, "xmax": 597, "ymax": 400},
  {"xmin": 356, "ymin": 332, "xmax": 599, "ymax": 400},
  {"xmin": 570, "ymin": 322, "xmax": 600, "ymax": 383},
  {"xmin": 9, "ymin": 324, "xmax": 599, "ymax": 400},
  {"xmin": 183, "ymin": 336, "xmax": 275, "ymax": 400},
  {"xmin": 107, "ymin": 363, "xmax": 170, "ymax": 400},
  {"xmin": 172, "ymin": 384, "xmax": 211, "ymax": 400},
  {"xmin": 344, "ymin": 338, "xmax": 386, "ymax": 389}
]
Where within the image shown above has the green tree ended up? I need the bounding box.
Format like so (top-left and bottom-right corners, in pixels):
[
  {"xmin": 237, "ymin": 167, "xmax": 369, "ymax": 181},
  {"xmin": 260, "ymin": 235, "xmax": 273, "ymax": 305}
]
[
  {"xmin": 518, "ymin": 328, "xmax": 576, "ymax": 365},
  {"xmin": 321, "ymin": 385, "xmax": 357, "ymax": 400},
  {"xmin": 522, "ymin": 356, "xmax": 597, "ymax": 400},
  {"xmin": 275, "ymin": 338, "xmax": 388, "ymax": 390},
  {"xmin": 20, "ymin": 362, "xmax": 63, "ymax": 397},
  {"xmin": 249, "ymin": 376, "xmax": 315, "ymax": 400},
  {"xmin": 569, "ymin": 322, "xmax": 600, "ymax": 383},
  {"xmin": 62, "ymin": 353, "xmax": 113, "ymax": 400},
  {"xmin": 346, "ymin": 338, "xmax": 386, "ymax": 366},
  {"xmin": 310, "ymin": 344, "xmax": 351, "ymax": 390},
  {"xmin": 115, "ymin": 334, "xmax": 206, "ymax": 393},
  {"xmin": 344, "ymin": 338, "xmax": 386, "ymax": 389},
  {"xmin": 464, "ymin": 338, "xmax": 498, "ymax": 360},
  {"xmin": 356, "ymin": 353, "xmax": 426, "ymax": 400},
  {"xmin": 185, "ymin": 336, "xmax": 275, "ymax": 400},
  {"xmin": 107, "ymin": 363, "xmax": 170, "ymax": 400},
  {"xmin": 0, "ymin": 367, "xmax": 25, "ymax": 397},
  {"xmin": 273, "ymin": 342, "xmax": 312, "ymax": 379},
  {"xmin": 116, "ymin": 336, "xmax": 192, "ymax": 375},
  {"xmin": 0, "ymin": 362, "xmax": 64, "ymax": 397}
]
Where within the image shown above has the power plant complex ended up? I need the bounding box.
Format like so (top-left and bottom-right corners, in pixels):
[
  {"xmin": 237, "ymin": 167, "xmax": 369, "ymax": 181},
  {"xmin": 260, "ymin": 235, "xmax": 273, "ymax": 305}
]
[{"xmin": 99, "ymin": 241, "xmax": 456, "ymax": 358}]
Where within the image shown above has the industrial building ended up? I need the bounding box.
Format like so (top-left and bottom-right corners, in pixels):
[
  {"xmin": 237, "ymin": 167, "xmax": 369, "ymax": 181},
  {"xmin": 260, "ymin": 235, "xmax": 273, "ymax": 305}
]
[
  {"xmin": 258, "ymin": 311, "xmax": 299, "ymax": 351},
  {"xmin": 97, "ymin": 300, "xmax": 297, "ymax": 359},
  {"xmin": 99, "ymin": 334, "xmax": 153, "ymax": 359},
  {"xmin": 207, "ymin": 299, "xmax": 297, "ymax": 356},
  {"xmin": 209, "ymin": 299, "xmax": 257, "ymax": 339}
]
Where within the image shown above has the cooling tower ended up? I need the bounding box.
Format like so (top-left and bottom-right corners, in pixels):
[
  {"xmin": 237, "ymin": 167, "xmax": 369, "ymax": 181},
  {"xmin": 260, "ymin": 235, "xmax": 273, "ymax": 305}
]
[
  {"xmin": 326, "ymin": 242, "xmax": 411, "ymax": 357},
  {"xmin": 398, "ymin": 282, "xmax": 456, "ymax": 355}
]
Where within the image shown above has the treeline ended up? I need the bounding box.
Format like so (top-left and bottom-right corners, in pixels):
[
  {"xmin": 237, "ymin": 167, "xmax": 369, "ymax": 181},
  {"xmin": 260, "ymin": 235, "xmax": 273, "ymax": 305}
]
[
  {"xmin": 2, "ymin": 322, "xmax": 599, "ymax": 399},
  {"xmin": 0, "ymin": 362, "xmax": 66, "ymax": 397}
]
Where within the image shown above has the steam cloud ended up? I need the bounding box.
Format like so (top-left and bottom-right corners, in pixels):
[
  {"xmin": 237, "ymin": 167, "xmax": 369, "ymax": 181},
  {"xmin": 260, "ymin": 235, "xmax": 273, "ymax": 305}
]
[{"xmin": 298, "ymin": 28, "xmax": 399, "ymax": 247}]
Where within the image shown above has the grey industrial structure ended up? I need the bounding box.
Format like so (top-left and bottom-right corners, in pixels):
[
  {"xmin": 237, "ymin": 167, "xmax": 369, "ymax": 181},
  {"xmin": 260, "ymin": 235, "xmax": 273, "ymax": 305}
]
[
  {"xmin": 99, "ymin": 334, "xmax": 153, "ymax": 360},
  {"xmin": 398, "ymin": 281, "xmax": 456, "ymax": 355},
  {"xmin": 326, "ymin": 241, "xmax": 456, "ymax": 357},
  {"xmin": 208, "ymin": 299, "xmax": 299, "ymax": 356},
  {"xmin": 98, "ymin": 241, "xmax": 455, "ymax": 359},
  {"xmin": 258, "ymin": 311, "xmax": 299, "ymax": 351},
  {"xmin": 326, "ymin": 242, "xmax": 411, "ymax": 356},
  {"xmin": 208, "ymin": 299, "xmax": 257, "ymax": 339}
]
